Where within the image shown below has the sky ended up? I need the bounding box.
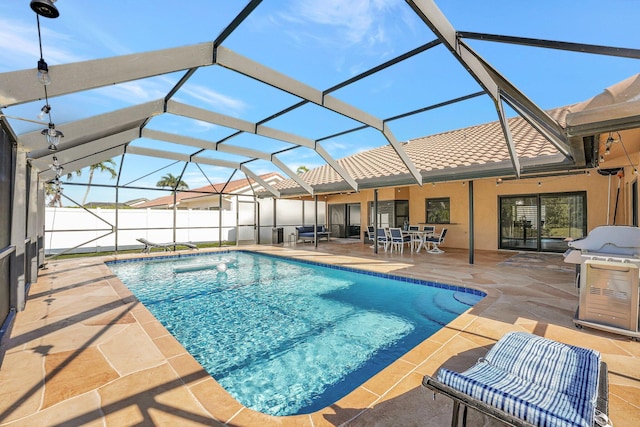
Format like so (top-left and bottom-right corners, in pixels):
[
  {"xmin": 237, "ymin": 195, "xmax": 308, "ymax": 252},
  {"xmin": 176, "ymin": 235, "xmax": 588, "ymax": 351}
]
[{"xmin": 1, "ymin": 0, "xmax": 639, "ymax": 204}]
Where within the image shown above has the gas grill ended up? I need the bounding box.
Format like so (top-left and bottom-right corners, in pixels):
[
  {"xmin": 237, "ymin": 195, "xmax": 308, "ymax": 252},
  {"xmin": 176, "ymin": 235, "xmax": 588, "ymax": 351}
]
[{"xmin": 563, "ymin": 225, "xmax": 640, "ymax": 340}]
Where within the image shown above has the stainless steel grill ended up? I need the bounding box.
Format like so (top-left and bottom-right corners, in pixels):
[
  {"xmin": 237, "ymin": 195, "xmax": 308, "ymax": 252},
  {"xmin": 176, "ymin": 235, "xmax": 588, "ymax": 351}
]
[{"xmin": 563, "ymin": 225, "xmax": 640, "ymax": 340}]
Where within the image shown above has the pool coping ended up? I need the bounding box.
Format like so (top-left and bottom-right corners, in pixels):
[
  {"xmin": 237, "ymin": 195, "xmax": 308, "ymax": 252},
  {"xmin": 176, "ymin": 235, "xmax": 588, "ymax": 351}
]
[
  {"xmin": 4, "ymin": 244, "xmax": 637, "ymax": 426},
  {"xmin": 100, "ymin": 247, "xmax": 495, "ymax": 425}
]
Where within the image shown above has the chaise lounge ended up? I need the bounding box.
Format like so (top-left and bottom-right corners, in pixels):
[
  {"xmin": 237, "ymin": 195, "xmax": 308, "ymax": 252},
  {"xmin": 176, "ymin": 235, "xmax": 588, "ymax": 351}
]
[
  {"xmin": 295, "ymin": 225, "xmax": 331, "ymax": 243},
  {"xmin": 136, "ymin": 238, "xmax": 198, "ymax": 254},
  {"xmin": 422, "ymin": 331, "xmax": 610, "ymax": 427}
]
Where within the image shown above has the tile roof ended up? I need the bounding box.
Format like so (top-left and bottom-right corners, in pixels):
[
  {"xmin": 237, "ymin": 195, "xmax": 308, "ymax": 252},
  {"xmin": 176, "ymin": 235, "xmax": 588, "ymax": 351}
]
[
  {"xmin": 273, "ymin": 105, "xmax": 575, "ymax": 194},
  {"xmin": 137, "ymin": 172, "xmax": 283, "ymax": 207}
]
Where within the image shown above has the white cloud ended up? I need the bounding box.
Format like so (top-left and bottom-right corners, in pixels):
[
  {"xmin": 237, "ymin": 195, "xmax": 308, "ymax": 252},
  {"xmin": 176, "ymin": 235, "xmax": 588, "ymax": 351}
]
[
  {"xmin": 291, "ymin": 0, "xmax": 402, "ymax": 47},
  {"xmin": 296, "ymin": 0, "xmax": 374, "ymax": 45},
  {"xmin": 0, "ymin": 18, "xmax": 82, "ymax": 70},
  {"xmin": 180, "ymin": 85, "xmax": 247, "ymax": 115}
]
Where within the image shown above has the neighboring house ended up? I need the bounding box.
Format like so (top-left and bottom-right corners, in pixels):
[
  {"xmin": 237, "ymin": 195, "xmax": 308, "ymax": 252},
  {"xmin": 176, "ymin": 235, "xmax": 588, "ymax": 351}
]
[
  {"xmin": 268, "ymin": 75, "xmax": 640, "ymax": 253},
  {"xmin": 124, "ymin": 198, "xmax": 150, "ymax": 207},
  {"xmin": 137, "ymin": 172, "xmax": 284, "ymax": 210},
  {"xmin": 81, "ymin": 199, "xmax": 149, "ymax": 209}
]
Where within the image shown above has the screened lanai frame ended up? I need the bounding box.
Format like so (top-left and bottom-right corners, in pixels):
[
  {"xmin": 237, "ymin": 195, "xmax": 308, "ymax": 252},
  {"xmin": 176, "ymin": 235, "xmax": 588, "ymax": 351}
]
[
  {"xmin": 1, "ymin": 0, "xmax": 639, "ymax": 336},
  {"xmin": 3, "ymin": 0, "xmax": 639, "ymax": 199}
]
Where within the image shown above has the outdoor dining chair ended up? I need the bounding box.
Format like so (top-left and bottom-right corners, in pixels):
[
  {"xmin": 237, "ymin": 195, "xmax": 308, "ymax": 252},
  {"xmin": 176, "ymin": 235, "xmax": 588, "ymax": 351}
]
[
  {"xmin": 376, "ymin": 228, "xmax": 390, "ymax": 251},
  {"xmin": 426, "ymin": 228, "xmax": 447, "ymax": 253},
  {"xmin": 389, "ymin": 228, "xmax": 411, "ymax": 253}
]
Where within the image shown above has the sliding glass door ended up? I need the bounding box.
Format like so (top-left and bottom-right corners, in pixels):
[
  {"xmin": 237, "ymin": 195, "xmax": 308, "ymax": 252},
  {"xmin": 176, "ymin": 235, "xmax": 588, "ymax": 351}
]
[
  {"xmin": 499, "ymin": 192, "xmax": 586, "ymax": 252},
  {"xmin": 500, "ymin": 196, "xmax": 538, "ymax": 250},
  {"xmin": 329, "ymin": 203, "xmax": 361, "ymax": 238}
]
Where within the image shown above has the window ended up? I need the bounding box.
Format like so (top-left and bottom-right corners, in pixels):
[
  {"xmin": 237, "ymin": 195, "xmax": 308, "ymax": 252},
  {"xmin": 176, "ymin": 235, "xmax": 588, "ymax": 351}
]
[
  {"xmin": 425, "ymin": 198, "xmax": 450, "ymax": 224},
  {"xmin": 499, "ymin": 192, "xmax": 586, "ymax": 252}
]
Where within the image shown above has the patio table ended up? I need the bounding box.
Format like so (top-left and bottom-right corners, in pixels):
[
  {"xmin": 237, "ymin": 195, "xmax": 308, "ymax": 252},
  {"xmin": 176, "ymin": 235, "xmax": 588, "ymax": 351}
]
[{"xmin": 410, "ymin": 230, "xmax": 434, "ymax": 253}]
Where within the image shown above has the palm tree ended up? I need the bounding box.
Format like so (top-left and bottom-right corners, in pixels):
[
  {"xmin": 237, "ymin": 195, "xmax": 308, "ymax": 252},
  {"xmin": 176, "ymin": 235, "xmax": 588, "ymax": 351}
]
[
  {"xmin": 156, "ymin": 173, "xmax": 189, "ymax": 191},
  {"xmin": 296, "ymin": 165, "xmax": 309, "ymax": 175},
  {"xmin": 46, "ymin": 170, "xmax": 82, "ymax": 207},
  {"xmin": 82, "ymin": 160, "xmax": 118, "ymax": 206},
  {"xmin": 45, "ymin": 182, "xmax": 62, "ymax": 207}
]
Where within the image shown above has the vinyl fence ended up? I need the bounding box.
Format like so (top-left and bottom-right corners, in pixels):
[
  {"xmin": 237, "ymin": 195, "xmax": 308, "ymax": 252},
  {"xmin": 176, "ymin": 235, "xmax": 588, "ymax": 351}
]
[{"xmin": 44, "ymin": 199, "xmax": 326, "ymax": 255}]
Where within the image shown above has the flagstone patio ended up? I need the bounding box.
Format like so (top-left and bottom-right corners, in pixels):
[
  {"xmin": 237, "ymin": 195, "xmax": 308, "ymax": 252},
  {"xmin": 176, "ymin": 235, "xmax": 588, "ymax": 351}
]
[{"xmin": 0, "ymin": 243, "xmax": 638, "ymax": 426}]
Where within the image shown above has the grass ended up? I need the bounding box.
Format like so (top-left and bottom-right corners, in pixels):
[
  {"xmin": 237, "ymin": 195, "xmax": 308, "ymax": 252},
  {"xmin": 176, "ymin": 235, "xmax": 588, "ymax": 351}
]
[{"xmin": 45, "ymin": 241, "xmax": 236, "ymax": 260}]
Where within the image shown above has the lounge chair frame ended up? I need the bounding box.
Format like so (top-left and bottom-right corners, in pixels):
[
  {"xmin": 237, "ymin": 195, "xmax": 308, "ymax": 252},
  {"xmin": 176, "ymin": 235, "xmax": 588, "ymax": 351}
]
[
  {"xmin": 422, "ymin": 333, "xmax": 609, "ymax": 427},
  {"xmin": 137, "ymin": 238, "xmax": 198, "ymax": 254},
  {"xmin": 423, "ymin": 364, "xmax": 608, "ymax": 427}
]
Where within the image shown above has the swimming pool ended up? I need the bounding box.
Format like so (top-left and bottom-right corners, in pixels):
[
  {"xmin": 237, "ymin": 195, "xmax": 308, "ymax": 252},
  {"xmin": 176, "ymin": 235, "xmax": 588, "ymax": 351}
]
[{"xmin": 107, "ymin": 251, "xmax": 485, "ymax": 416}]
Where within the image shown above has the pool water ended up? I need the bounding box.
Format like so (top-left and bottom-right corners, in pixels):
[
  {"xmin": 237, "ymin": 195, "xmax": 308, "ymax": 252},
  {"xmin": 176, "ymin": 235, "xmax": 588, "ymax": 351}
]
[{"xmin": 107, "ymin": 251, "xmax": 484, "ymax": 416}]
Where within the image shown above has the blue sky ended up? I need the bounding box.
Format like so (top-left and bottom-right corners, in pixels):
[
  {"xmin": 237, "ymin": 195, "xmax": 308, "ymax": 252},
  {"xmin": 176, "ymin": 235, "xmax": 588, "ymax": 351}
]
[{"xmin": 1, "ymin": 1, "xmax": 638, "ymax": 204}]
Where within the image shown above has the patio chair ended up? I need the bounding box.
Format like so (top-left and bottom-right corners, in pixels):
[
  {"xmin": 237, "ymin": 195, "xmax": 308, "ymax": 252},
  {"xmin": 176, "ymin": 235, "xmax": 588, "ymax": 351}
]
[
  {"xmin": 422, "ymin": 225, "xmax": 435, "ymax": 234},
  {"xmin": 422, "ymin": 331, "xmax": 610, "ymax": 427},
  {"xmin": 376, "ymin": 228, "xmax": 390, "ymax": 251},
  {"xmin": 137, "ymin": 238, "xmax": 198, "ymax": 254},
  {"xmin": 409, "ymin": 229, "xmax": 424, "ymax": 252},
  {"xmin": 426, "ymin": 228, "xmax": 447, "ymax": 254},
  {"xmin": 389, "ymin": 227, "xmax": 411, "ymax": 253},
  {"xmin": 366, "ymin": 226, "xmax": 376, "ymax": 247}
]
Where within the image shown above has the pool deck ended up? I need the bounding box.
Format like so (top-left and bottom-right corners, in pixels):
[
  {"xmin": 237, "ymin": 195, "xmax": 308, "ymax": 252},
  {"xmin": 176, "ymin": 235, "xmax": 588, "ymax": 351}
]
[{"xmin": 1, "ymin": 242, "xmax": 639, "ymax": 426}]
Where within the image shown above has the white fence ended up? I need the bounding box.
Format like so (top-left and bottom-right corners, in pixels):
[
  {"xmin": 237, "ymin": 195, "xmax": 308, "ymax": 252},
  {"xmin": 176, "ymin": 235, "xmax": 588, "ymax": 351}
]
[
  {"xmin": 44, "ymin": 199, "xmax": 326, "ymax": 255},
  {"xmin": 44, "ymin": 207, "xmax": 236, "ymax": 254}
]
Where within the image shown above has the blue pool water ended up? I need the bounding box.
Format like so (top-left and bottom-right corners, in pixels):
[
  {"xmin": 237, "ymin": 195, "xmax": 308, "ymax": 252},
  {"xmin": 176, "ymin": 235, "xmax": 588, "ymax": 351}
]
[{"xmin": 107, "ymin": 251, "xmax": 485, "ymax": 416}]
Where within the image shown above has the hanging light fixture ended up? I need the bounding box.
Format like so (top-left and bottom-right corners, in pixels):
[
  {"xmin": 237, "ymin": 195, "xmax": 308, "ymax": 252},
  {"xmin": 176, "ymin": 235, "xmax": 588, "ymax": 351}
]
[
  {"xmin": 615, "ymin": 132, "xmax": 639, "ymax": 176},
  {"xmin": 36, "ymin": 58, "xmax": 51, "ymax": 85},
  {"xmin": 30, "ymin": 0, "xmax": 60, "ymax": 19},
  {"xmin": 42, "ymin": 123, "xmax": 64, "ymax": 151},
  {"xmin": 34, "ymin": 13, "xmax": 53, "ymax": 85},
  {"xmin": 599, "ymin": 131, "xmax": 638, "ymax": 175},
  {"xmin": 31, "ymin": 1, "xmax": 65, "ymax": 151},
  {"xmin": 38, "ymin": 104, "xmax": 51, "ymax": 120}
]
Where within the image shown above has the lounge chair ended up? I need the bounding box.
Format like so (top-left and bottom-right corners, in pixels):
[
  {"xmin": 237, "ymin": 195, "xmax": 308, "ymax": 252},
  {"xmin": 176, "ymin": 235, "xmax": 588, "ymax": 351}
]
[
  {"xmin": 422, "ymin": 331, "xmax": 610, "ymax": 427},
  {"xmin": 137, "ymin": 238, "xmax": 198, "ymax": 254}
]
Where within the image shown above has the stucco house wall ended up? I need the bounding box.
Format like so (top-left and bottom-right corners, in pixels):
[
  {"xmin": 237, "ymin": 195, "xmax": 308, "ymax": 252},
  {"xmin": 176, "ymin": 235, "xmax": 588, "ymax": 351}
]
[{"xmin": 324, "ymin": 162, "xmax": 637, "ymax": 251}]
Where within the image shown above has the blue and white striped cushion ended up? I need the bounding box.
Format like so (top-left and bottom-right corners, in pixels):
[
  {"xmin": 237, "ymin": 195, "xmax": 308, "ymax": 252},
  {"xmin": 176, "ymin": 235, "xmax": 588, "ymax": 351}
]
[{"xmin": 438, "ymin": 332, "xmax": 601, "ymax": 427}]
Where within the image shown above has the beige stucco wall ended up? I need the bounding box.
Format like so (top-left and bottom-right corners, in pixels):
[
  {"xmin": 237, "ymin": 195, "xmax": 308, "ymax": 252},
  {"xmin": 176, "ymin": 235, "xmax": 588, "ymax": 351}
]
[
  {"xmin": 324, "ymin": 165, "xmax": 637, "ymax": 251},
  {"xmin": 319, "ymin": 130, "xmax": 639, "ymax": 251}
]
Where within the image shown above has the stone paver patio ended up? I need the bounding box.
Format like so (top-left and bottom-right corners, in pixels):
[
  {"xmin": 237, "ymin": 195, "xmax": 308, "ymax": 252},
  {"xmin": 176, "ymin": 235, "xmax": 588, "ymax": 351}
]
[{"xmin": 1, "ymin": 242, "xmax": 638, "ymax": 426}]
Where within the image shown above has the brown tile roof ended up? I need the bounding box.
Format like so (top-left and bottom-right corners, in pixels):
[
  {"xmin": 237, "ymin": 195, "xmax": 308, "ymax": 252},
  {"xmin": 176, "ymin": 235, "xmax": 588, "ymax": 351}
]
[
  {"xmin": 137, "ymin": 172, "xmax": 283, "ymax": 208},
  {"xmin": 273, "ymin": 105, "xmax": 574, "ymax": 194}
]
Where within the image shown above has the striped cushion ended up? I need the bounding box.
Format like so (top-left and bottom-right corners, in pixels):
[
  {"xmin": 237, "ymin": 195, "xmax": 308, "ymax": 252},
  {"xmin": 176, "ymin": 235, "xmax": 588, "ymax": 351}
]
[{"xmin": 438, "ymin": 332, "xmax": 600, "ymax": 427}]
